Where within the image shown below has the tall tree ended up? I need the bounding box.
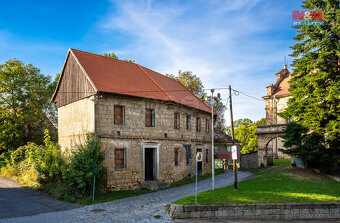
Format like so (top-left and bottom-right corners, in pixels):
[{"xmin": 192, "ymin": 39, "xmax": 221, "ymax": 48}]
[
  {"xmin": 166, "ymin": 70, "xmax": 204, "ymax": 98},
  {"xmin": 281, "ymin": 0, "xmax": 339, "ymax": 143},
  {"xmin": 206, "ymin": 93, "xmax": 226, "ymax": 132},
  {"xmin": 0, "ymin": 59, "xmax": 57, "ymax": 152},
  {"xmin": 103, "ymin": 52, "xmax": 135, "ymax": 63},
  {"xmin": 226, "ymin": 118, "xmax": 266, "ymax": 154}
]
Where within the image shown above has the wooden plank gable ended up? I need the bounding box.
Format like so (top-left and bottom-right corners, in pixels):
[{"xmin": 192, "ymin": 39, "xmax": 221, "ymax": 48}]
[{"xmin": 52, "ymin": 51, "xmax": 96, "ymax": 107}]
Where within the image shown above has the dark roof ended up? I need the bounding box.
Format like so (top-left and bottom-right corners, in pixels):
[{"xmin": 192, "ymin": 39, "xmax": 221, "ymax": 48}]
[
  {"xmin": 57, "ymin": 49, "xmax": 212, "ymax": 113},
  {"xmin": 214, "ymin": 131, "xmax": 241, "ymax": 144}
]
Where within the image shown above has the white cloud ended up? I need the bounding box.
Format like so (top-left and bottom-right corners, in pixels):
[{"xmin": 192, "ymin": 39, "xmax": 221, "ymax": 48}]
[{"xmin": 98, "ymin": 0, "xmax": 293, "ymax": 123}]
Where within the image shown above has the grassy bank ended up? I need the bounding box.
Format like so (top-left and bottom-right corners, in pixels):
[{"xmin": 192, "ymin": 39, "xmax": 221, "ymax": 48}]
[
  {"xmin": 3, "ymin": 169, "xmax": 226, "ymax": 205},
  {"xmin": 174, "ymin": 159, "xmax": 340, "ymax": 205}
]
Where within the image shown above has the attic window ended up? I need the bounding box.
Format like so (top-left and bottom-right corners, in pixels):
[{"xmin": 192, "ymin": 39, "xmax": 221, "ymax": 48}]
[
  {"xmin": 186, "ymin": 115, "xmax": 191, "ymax": 130},
  {"xmin": 205, "ymin": 119, "xmax": 210, "ymax": 133},
  {"xmin": 145, "ymin": 109, "xmax": 155, "ymax": 127},
  {"xmin": 174, "ymin": 112, "xmax": 180, "ymax": 129},
  {"xmin": 196, "ymin": 117, "xmax": 201, "ymax": 132},
  {"xmin": 114, "ymin": 105, "xmax": 125, "ymax": 125}
]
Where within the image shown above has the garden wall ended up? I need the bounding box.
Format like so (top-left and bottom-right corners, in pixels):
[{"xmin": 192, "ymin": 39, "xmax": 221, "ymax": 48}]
[
  {"xmin": 240, "ymin": 151, "xmax": 258, "ymax": 169},
  {"xmin": 167, "ymin": 203, "xmax": 340, "ymax": 220}
]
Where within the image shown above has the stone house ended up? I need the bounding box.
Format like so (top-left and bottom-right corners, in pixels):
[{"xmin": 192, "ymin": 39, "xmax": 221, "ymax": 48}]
[
  {"xmin": 214, "ymin": 131, "xmax": 240, "ymax": 169},
  {"xmin": 51, "ymin": 49, "xmax": 214, "ymax": 190},
  {"xmin": 257, "ymin": 65, "xmax": 292, "ymax": 166}
]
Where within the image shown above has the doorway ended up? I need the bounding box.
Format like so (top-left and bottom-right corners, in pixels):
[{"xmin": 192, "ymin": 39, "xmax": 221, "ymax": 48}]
[
  {"xmin": 145, "ymin": 148, "xmax": 157, "ymax": 181},
  {"xmin": 196, "ymin": 148, "xmax": 202, "ymax": 175}
]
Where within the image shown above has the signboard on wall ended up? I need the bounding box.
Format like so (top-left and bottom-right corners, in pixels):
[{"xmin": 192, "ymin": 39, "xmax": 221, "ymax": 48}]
[
  {"xmin": 196, "ymin": 152, "xmax": 203, "ymax": 162},
  {"xmin": 231, "ymin": 145, "xmax": 237, "ymax": 160}
]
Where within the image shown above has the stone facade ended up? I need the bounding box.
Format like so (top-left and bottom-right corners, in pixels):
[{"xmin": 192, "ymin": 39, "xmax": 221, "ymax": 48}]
[
  {"xmin": 58, "ymin": 94, "xmax": 213, "ymax": 190},
  {"xmin": 257, "ymin": 66, "xmax": 293, "ymax": 167},
  {"xmin": 58, "ymin": 96, "xmax": 95, "ymax": 150}
]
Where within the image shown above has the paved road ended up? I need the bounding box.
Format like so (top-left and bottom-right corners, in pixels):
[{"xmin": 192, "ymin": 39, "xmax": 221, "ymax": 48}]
[
  {"xmin": 0, "ymin": 177, "xmax": 79, "ymax": 219},
  {"xmin": 1, "ymin": 171, "xmax": 252, "ymax": 223},
  {"xmin": 175, "ymin": 219, "xmax": 340, "ymax": 223}
]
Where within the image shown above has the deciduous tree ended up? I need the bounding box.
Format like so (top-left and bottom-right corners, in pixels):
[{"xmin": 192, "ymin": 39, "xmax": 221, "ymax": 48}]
[
  {"xmin": 0, "ymin": 59, "xmax": 57, "ymax": 153},
  {"xmin": 226, "ymin": 118, "xmax": 266, "ymax": 154}
]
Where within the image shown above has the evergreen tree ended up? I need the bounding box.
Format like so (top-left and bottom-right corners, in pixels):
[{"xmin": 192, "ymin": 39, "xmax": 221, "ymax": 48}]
[{"xmin": 281, "ymin": 0, "xmax": 340, "ymax": 144}]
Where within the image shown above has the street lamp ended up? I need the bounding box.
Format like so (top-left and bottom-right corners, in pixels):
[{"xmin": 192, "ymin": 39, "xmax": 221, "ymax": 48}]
[{"xmin": 204, "ymin": 89, "xmax": 215, "ymax": 191}]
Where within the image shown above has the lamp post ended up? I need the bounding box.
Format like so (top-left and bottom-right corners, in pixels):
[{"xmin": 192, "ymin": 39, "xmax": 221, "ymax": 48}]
[{"xmin": 204, "ymin": 90, "xmax": 215, "ymax": 191}]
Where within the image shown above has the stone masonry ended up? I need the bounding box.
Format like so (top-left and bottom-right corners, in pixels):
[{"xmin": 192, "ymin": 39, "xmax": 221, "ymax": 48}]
[{"xmin": 59, "ymin": 94, "xmax": 213, "ymax": 190}]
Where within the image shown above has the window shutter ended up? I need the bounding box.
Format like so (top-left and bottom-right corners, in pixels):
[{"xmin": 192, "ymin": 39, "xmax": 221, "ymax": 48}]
[
  {"xmin": 174, "ymin": 148, "xmax": 179, "ymax": 166},
  {"xmin": 146, "ymin": 109, "xmax": 151, "ymax": 127},
  {"xmin": 114, "ymin": 106, "xmax": 123, "ymax": 125},
  {"xmin": 197, "ymin": 118, "xmax": 201, "ymax": 132},
  {"xmin": 115, "ymin": 149, "xmax": 125, "ymax": 169}
]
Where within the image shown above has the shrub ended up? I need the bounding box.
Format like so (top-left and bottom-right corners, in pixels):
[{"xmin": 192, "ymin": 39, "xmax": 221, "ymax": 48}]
[
  {"xmin": 62, "ymin": 134, "xmax": 105, "ymax": 198},
  {"xmin": 0, "ymin": 130, "xmax": 63, "ymax": 186},
  {"xmin": 34, "ymin": 129, "xmax": 63, "ymax": 183}
]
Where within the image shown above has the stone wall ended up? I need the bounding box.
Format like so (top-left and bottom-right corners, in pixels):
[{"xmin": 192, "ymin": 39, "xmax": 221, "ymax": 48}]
[
  {"xmin": 240, "ymin": 152, "xmax": 258, "ymax": 169},
  {"xmin": 58, "ymin": 94, "xmax": 213, "ymax": 190},
  {"xmin": 96, "ymin": 95, "xmax": 212, "ymax": 190},
  {"xmin": 265, "ymin": 96, "xmax": 291, "ymax": 125},
  {"xmin": 95, "ymin": 95, "xmax": 212, "ymax": 142},
  {"xmin": 58, "ymin": 96, "xmax": 95, "ymax": 151},
  {"xmin": 167, "ymin": 203, "xmax": 340, "ymax": 220},
  {"xmin": 101, "ymin": 138, "xmax": 211, "ymax": 190}
]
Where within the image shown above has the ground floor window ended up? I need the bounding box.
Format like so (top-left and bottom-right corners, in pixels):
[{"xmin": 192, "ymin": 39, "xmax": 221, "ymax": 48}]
[
  {"xmin": 174, "ymin": 148, "xmax": 180, "ymax": 166},
  {"xmin": 206, "ymin": 149, "xmax": 209, "ymax": 163},
  {"xmin": 115, "ymin": 148, "xmax": 126, "ymax": 170}
]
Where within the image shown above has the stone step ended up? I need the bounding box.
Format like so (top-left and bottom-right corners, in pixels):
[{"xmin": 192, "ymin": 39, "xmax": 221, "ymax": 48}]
[{"xmin": 140, "ymin": 181, "xmax": 169, "ymax": 191}]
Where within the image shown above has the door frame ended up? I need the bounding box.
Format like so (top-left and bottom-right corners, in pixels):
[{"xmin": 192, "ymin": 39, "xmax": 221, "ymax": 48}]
[{"xmin": 142, "ymin": 144, "xmax": 159, "ymax": 181}]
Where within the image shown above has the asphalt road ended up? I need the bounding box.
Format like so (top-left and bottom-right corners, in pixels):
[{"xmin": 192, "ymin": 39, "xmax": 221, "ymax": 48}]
[
  {"xmin": 1, "ymin": 171, "xmax": 253, "ymax": 223},
  {"xmin": 0, "ymin": 177, "xmax": 79, "ymax": 219}
]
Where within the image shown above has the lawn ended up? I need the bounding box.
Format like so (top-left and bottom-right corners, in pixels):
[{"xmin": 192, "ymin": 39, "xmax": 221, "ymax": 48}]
[{"xmin": 174, "ymin": 159, "xmax": 340, "ymax": 205}]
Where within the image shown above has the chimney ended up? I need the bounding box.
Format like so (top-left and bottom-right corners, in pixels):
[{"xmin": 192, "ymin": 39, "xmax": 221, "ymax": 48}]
[
  {"xmin": 266, "ymin": 84, "xmax": 275, "ymax": 96},
  {"xmin": 284, "ymin": 64, "xmax": 287, "ymax": 69}
]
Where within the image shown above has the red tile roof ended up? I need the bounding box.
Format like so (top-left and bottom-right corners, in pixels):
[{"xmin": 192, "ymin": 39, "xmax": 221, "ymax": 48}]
[
  {"xmin": 265, "ymin": 68, "xmax": 292, "ymax": 98},
  {"xmin": 70, "ymin": 49, "xmax": 212, "ymax": 113},
  {"xmin": 273, "ymin": 72, "xmax": 291, "ymax": 96}
]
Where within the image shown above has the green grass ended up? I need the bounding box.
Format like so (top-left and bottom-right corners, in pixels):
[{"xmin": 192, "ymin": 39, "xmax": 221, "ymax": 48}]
[
  {"xmin": 174, "ymin": 159, "xmax": 340, "ymax": 205},
  {"xmin": 169, "ymin": 169, "xmax": 225, "ymax": 188},
  {"xmin": 273, "ymin": 158, "xmax": 291, "ymax": 167},
  {"xmin": 41, "ymin": 169, "xmax": 226, "ymax": 205}
]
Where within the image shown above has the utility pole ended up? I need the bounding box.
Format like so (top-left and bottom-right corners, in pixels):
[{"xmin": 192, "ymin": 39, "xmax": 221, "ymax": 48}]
[
  {"xmin": 228, "ymin": 85, "xmax": 238, "ymax": 191},
  {"xmin": 211, "ymin": 89, "xmax": 215, "ymax": 191}
]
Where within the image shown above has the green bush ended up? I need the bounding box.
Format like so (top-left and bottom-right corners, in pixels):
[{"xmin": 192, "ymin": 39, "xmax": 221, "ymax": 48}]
[
  {"xmin": 34, "ymin": 129, "xmax": 63, "ymax": 183},
  {"xmin": 62, "ymin": 134, "xmax": 105, "ymax": 198},
  {"xmin": 1, "ymin": 130, "xmax": 63, "ymax": 186},
  {"xmin": 1, "ymin": 131, "xmax": 105, "ymax": 201}
]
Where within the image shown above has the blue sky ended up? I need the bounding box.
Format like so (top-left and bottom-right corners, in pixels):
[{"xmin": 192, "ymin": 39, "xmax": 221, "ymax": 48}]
[{"xmin": 0, "ymin": 0, "xmax": 303, "ymax": 123}]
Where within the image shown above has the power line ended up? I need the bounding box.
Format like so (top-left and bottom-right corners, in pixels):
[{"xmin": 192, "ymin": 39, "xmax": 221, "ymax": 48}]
[
  {"xmin": 1, "ymin": 87, "xmax": 266, "ymax": 102},
  {"xmin": 231, "ymin": 88, "xmax": 265, "ymax": 102}
]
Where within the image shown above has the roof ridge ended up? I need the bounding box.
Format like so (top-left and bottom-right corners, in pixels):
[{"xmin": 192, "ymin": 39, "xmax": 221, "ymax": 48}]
[
  {"xmin": 70, "ymin": 48, "xmax": 136, "ymax": 66},
  {"xmin": 136, "ymin": 64, "xmax": 175, "ymax": 101}
]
